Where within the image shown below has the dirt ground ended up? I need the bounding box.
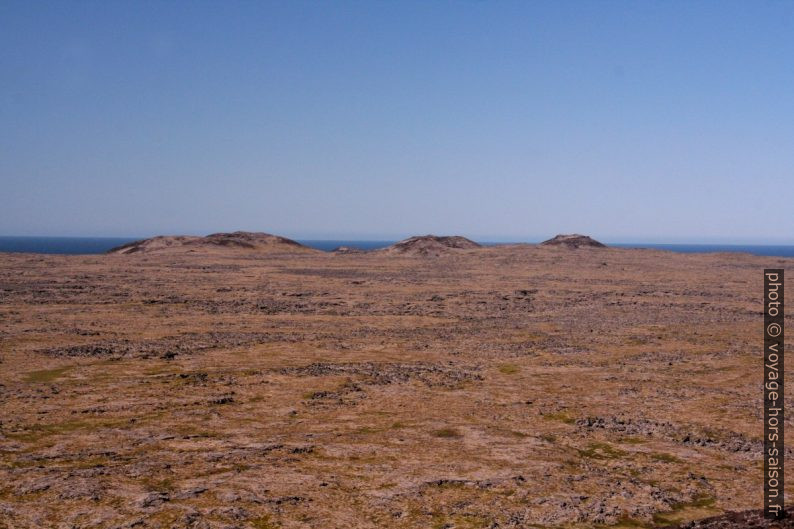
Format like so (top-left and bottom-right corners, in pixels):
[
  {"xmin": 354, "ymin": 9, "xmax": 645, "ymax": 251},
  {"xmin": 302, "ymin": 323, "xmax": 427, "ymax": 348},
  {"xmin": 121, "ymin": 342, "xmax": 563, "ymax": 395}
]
[{"xmin": 0, "ymin": 244, "xmax": 790, "ymax": 528}]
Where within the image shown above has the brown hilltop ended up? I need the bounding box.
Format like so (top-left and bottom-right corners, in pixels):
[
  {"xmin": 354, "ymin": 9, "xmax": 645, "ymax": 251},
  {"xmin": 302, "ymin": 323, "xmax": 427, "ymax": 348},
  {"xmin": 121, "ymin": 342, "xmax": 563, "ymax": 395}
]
[
  {"xmin": 108, "ymin": 231, "xmax": 315, "ymax": 255},
  {"xmin": 382, "ymin": 235, "xmax": 481, "ymax": 257},
  {"xmin": 540, "ymin": 233, "xmax": 606, "ymax": 248},
  {"xmin": 106, "ymin": 235, "xmax": 201, "ymax": 254}
]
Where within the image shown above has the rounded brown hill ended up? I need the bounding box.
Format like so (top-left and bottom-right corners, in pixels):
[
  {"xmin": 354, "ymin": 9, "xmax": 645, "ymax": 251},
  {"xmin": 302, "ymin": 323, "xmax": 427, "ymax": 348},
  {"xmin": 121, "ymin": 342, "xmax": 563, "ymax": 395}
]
[
  {"xmin": 540, "ymin": 234, "xmax": 606, "ymax": 248},
  {"xmin": 107, "ymin": 231, "xmax": 315, "ymax": 255},
  {"xmin": 382, "ymin": 235, "xmax": 481, "ymax": 257}
]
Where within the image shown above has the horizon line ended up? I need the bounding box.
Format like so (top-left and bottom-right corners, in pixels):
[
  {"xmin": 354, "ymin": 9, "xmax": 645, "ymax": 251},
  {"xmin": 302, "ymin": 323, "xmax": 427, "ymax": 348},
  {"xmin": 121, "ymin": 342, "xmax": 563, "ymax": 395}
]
[{"xmin": 1, "ymin": 233, "xmax": 794, "ymax": 246}]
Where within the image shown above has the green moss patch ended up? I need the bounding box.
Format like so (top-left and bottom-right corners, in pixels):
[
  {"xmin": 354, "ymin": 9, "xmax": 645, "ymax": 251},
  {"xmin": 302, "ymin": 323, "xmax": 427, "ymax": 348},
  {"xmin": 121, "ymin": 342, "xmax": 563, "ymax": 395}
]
[
  {"xmin": 498, "ymin": 364, "xmax": 519, "ymax": 375},
  {"xmin": 24, "ymin": 366, "xmax": 71, "ymax": 383},
  {"xmin": 433, "ymin": 428, "xmax": 462, "ymax": 439},
  {"xmin": 578, "ymin": 442, "xmax": 627, "ymax": 460}
]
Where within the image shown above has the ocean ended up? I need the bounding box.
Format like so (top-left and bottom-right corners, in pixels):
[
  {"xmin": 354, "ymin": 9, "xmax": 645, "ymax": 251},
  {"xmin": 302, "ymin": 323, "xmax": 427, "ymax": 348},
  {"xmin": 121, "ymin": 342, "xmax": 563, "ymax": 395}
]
[
  {"xmin": 0, "ymin": 236, "xmax": 139, "ymax": 255},
  {"xmin": 0, "ymin": 236, "xmax": 793, "ymax": 257}
]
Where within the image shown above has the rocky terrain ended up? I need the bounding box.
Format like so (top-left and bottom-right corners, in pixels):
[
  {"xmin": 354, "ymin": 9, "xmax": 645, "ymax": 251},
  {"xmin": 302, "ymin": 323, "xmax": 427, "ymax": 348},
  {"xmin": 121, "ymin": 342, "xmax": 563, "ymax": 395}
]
[
  {"xmin": 666, "ymin": 506, "xmax": 794, "ymax": 528},
  {"xmin": 0, "ymin": 240, "xmax": 791, "ymax": 528},
  {"xmin": 108, "ymin": 232, "xmax": 314, "ymax": 255},
  {"xmin": 540, "ymin": 234, "xmax": 607, "ymax": 248}
]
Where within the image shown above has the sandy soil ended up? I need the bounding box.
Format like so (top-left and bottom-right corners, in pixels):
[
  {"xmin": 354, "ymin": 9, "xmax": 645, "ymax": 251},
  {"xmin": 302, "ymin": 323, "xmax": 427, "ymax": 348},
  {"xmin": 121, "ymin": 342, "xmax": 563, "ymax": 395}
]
[{"xmin": 0, "ymin": 244, "xmax": 790, "ymax": 528}]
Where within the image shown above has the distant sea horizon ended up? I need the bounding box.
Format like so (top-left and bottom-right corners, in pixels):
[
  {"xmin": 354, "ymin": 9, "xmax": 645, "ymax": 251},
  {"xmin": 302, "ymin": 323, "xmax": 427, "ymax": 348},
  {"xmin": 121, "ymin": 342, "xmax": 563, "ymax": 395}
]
[{"xmin": 1, "ymin": 236, "xmax": 793, "ymax": 257}]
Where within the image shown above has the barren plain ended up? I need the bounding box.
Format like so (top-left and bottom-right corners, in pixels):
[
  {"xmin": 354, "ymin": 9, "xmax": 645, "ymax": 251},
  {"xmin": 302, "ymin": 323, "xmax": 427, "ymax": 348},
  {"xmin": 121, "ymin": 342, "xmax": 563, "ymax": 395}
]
[{"xmin": 0, "ymin": 239, "xmax": 791, "ymax": 528}]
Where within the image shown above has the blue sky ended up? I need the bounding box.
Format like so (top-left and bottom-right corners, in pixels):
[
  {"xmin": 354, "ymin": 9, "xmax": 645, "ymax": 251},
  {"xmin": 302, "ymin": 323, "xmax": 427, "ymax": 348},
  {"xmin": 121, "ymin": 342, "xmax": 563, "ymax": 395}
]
[{"xmin": 1, "ymin": 1, "xmax": 792, "ymax": 242}]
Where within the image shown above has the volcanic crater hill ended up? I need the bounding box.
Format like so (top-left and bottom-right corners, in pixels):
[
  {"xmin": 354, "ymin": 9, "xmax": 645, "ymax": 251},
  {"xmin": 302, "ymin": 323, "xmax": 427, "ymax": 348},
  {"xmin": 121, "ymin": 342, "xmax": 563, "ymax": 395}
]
[
  {"xmin": 107, "ymin": 231, "xmax": 316, "ymax": 255},
  {"xmin": 540, "ymin": 233, "xmax": 607, "ymax": 248},
  {"xmin": 381, "ymin": 235, "xmax": 481, "ymax": 257}
]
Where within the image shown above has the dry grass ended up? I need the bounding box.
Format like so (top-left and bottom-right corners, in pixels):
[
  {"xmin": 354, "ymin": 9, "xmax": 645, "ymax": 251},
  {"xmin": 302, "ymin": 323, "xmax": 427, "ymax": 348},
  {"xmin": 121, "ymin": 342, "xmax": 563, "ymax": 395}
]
[{"xmin": 0, "ymin": 245, "xmax": 788, "ymax": 528}]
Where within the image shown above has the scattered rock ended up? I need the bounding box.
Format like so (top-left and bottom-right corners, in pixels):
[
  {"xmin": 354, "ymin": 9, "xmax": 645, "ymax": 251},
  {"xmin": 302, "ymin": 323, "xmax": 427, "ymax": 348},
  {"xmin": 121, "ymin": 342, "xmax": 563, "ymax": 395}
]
[
  {"xmin": 39, "ymin": 331, "xmax": 275, "ymax": 358},
  {"xmin": 138, "ymin": 491, "xmax": 170, "ymax": 508},
  {"xmin": 664, "ymin": 506, "xmax": 794, "ymax": 528},
  {"xmin": 173, "ymin": 487, "xmax": 207, "ymax": 500},
  {"xmin": 278, "ymin": 362, "xmax": 482, "ymax": 388},
  {"xmin": 576, "ymin": 415, "xmax": 768, "ymax": 456}
]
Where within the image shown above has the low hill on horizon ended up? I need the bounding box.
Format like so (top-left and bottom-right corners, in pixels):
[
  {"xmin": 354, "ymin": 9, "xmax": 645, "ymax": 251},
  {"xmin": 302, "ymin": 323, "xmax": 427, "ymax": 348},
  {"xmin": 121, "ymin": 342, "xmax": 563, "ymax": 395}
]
[
  {"xmin": 540, "ymin": 234, "xmax": 606, "ymax": 248},
  {"xmin": 381, "ymin": 235, "xmax": 481, "ymax": 257},
  {"xmin": 107, "ymin": 231, "xmax": 316, "ymax": 255}
]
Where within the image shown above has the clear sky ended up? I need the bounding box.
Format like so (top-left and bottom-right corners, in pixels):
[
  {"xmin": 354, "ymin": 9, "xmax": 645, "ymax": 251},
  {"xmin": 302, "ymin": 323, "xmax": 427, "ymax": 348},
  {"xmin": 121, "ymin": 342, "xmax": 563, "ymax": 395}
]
[{"xmin": 1, "ymin": 1, "xmax": 792, "ymax": 242}]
